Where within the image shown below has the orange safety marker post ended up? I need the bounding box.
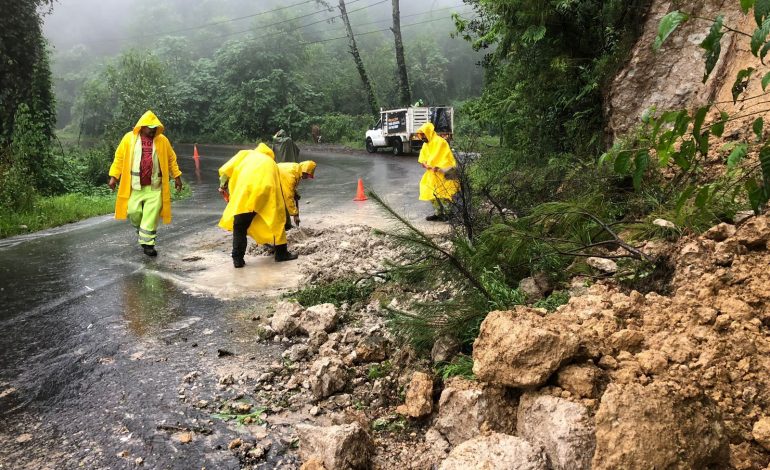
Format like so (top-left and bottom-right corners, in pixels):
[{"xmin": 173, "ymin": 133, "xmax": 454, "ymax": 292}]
[{"xmin": 353, "ymin": 178, "xmax": 368, "ymax": 201}]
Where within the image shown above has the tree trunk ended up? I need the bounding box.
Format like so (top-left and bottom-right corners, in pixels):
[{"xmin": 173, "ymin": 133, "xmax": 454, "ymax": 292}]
[
  {"xmin": 338, "ymin": 0, "xmax": 379, "ymax": 116},
  {"xmin": 391, "ymin": 0, "xmax": 411, "ymax": 106}
]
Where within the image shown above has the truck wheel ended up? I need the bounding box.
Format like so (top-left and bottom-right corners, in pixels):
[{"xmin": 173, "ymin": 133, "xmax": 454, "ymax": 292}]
[
  {"xmin": 366, "ymin": 138, "xmax": 376, "ymax": 153},
  {"xmin": 391, "ymin": 139, "xmax": 403, "ymax": 156}
]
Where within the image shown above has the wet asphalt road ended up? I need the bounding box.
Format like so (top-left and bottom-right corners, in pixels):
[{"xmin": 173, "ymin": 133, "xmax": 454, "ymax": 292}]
[{"xmin": 0, "ymin": 144, "xmax": 425, "ymax": 469}]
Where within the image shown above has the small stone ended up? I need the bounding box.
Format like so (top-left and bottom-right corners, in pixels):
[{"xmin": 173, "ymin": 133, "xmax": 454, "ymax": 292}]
[
  {"xmin": 300, "ymin": 458, "xmax": 327, "ymax": 470},
  {"xmin": 177, "ymin": 432, "xmax": 192, "ymax": 444},
  {"xmin": 431, "ymin": 336, "xmax": 460, "ymax": 364},
  {"xmin": 15, "ymin": 433, "xmax": 32, "ymax": 444},
  {"xmin": 310, "ymin": 406, "xmax": 320, "ymax": 416},
  {"xmin": 598, "ymin": 355, "xmax": 618, "ymax": 370},
  {"xmin": 395, "ymin": 371, "xmax": 434, "ymax": 418},
  {"xmin": 714, "ymin": 314, "xmax": 731, "ymax": 331},
  {"xmin": 652, "ymin": 218, "xmax": 676, "ymax": 229},
  {"xmin": 556, "ymin": 363, "xmax": 603, "ymax": 398},
  {"xmin": 134, "ymin": 457, "xmax": 143, "ymax": 466},
  {"xmin": 116, "ymin": 450, "xmax": 129, "ymax": 458},
  {"xmin": 705, "ymin": 223, "xmax": 736, "ymax": 241},
  {"xmin": 234, "ymin": 403, "xmax": 252, "ymax": 413},
  {"xmin": 752, "ymin": 417, "xmax": 770, "ymax": 451},
  {"xmin": 586, "ymin": 257, "xmax": 618, "ymax": 274},
  {"xmin": 228, "ymin": 438, "xmax": 243, "ymax": 450}
]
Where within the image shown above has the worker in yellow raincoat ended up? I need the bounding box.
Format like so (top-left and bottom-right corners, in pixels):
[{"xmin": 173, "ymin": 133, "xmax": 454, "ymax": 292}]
[
  {"xmin": 218, "ymin": 143, "xmax": 298, "ymax": 268},
  {"xmin": 108, "ymin": 110, "xmax": 183, "ymax": 257},
  {"xmin": 277, "ymin": 160, "xmax": 316, "ymax": 230},
  {"xmin": 416, "ymin": 122, "xmax": 459, "ymax": 221}
]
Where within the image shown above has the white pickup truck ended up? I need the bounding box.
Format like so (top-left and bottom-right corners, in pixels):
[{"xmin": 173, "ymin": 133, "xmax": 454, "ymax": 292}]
[{"xmin": 365, "ymin": 106, "xmax": 454, "ymax": 155}]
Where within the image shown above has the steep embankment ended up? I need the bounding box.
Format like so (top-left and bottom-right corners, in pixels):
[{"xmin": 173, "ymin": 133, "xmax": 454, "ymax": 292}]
[{"xmin": 606, "ymin": 0, "xmax": 763, "ymax": 141}]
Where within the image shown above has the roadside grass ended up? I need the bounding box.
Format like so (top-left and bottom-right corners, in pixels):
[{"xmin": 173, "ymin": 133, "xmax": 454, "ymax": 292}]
[
  {"xmin": 287, "ymin": 278, "xmax": 375, "ymax": 307},
  {"xmin": 0, "ymin": 181, "xmax": 192, "ymax": 239},
  {"xmin": 0, "ymin": 191, "xmax": 116, "ymax": 238}
]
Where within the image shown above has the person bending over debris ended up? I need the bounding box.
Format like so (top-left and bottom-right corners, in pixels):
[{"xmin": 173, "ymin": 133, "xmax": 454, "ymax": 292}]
[
  {"xmin": 272, "ymin": 129, "xmax": 300, "ymax": 163},
  {"xmin": 107, "ymin": 110, "xmax": 183, "ymax": 257},
  {"xmin": 416, "ymin": 122, "xmax": 459, "ymax": 221},
  {"xmin": 278, "ymin": 160, "xmax": 316, "ymax": 230},
  {"xmin": 218, "ymin": 143, "xmax": 298, "ymax": 268}
]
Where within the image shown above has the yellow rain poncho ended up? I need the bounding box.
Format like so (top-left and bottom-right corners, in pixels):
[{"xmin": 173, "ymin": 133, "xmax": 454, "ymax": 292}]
[
  {"xmin": 109, "ymin": 111, "xmax": 182, "ymax": 224},
  {"xmin": 277, "ymin": 160, "xmax": 316, "ymax": 216},
  {"xmin": 417, "ymin": 122, "xmax": 459, "ymax": 201},
  {"xmin": 218, "ymin": 143, "xmax": 288, "ymax": 245}
]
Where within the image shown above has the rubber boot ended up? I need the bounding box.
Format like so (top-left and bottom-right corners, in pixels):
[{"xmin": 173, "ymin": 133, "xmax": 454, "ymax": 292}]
[
  {"xmin": 233, "ymin": 258, "xmax": 245, "ymax": 268},
  {"xmin": 274, "ymin": 244, "xmax": 298, "ymax": 262},
  {"xmin": 142, "ymin": 244, "xmax": 158, "ymax": 257}
]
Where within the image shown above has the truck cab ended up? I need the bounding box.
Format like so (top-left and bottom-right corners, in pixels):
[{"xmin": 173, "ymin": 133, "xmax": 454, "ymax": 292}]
[{"xmin": 365, "ymin": 106, "xmax": 453, "ymax": 156}]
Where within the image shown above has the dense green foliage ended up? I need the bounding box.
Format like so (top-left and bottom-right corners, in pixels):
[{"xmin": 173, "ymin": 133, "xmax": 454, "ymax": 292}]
[
  {"xmin": 50, "ymin": 1, "xmax": 483, "ymax": 144},
  {"xmin": 0, "ymin": 0, "xmax": 57, "ymax": 211}
]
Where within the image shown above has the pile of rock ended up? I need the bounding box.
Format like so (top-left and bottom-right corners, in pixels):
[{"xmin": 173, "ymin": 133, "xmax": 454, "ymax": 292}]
[{"xmin": 373, "ymin": 215, "xmax": 770, "ymax": 469}]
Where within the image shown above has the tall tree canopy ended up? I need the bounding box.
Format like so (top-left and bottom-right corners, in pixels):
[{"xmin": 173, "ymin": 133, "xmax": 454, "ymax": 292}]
[{"xmin": 0, "ymin": 0, "xmax": 56, "ymax": 145}]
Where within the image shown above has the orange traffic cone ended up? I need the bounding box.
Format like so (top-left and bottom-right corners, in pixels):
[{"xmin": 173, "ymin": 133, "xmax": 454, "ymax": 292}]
[
  {"xmin": 193, "ymin": 144, "xmax": 202, "ymax": 182},
  {"xmin": 353, "ymin": 178, "xmax": 367, "ymax": 201}
]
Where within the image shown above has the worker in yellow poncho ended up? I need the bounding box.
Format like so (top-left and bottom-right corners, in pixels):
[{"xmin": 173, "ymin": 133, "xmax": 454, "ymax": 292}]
[
  {"xmin": 416, "ymin": 122, "xmax": 459, "ymax": 221},
  {"xmin": 108, "ymin": 110, "xmax": 183, "ymax": 257},
  {"xmin": 277, "ymin": 160, "xmax": 316, "ymax": 229},
  {"xmin": 218, "ymin": 143, "xmax": 298, "ymax": 268}
]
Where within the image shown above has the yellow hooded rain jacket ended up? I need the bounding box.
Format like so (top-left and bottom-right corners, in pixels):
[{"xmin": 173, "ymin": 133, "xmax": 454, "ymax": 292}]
[
  {"xmin": 417, "ymin": 122, "xmax": 459, "ymax": 201},
  {"xmin": 277, "ymin": 160, "xmax": 316, "ymax": 216},
  {"xmin": 109, "ymin": 111, "xmax": 182, "ymax": 224},
  {"xmin": 218, "ymin": 143, "xmax": 288, "ymax": 245}
]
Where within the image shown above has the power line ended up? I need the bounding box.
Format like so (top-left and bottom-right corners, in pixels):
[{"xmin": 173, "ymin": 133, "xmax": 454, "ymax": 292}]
[
  {"xmin": 207, "ymin": 0, "xmax": 385, "ymax": 42},
  {"xmin": 249, "ymin": 3, "xmax": 466, "ymax": 43},
  {"xmin": 299, "ymin": 11, "xmax": 475, "ymax": 46},
  {"xmin": 107, "ymin": 0, "xmax": 320, "ymax": 42}
]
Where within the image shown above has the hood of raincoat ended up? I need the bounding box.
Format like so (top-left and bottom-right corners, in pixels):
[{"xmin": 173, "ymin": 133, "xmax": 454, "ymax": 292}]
[
  {"xmin": 132, "ymin": 110, "xmax": 165, "ymax": 135},
  {"xmin": 299, "ymin": 160, "xmax": 316, "ymax": 178},
  {"xmin": 256, "ymin": 142, "xmax": 275, "ymax": 160},
  {"xmin": 417, "ymin": 122, "xmax": 455, "ymax": 169}
]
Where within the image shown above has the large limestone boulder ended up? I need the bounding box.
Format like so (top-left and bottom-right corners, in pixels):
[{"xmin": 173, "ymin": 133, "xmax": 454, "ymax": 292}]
[
  {"xmin": 296, "ymin": 423, "xmax": 371, "ymax": 470},
  {"xmin": 271, "ymin": 301, "xmax": 303, "ymax": 336},
  {"xmin": 517, "ymin": 393, "xmax": 595, "ymax": 470},
  {"xmin": 438, "ymin": 433, "xmax": 548, "ymax": 470},
  {"xmin": 592, "ymin": 382, "xmax": 729, "ymax": 469},
  {"xmin": 473, "ymin": 308, "xmax": 579, "ymax": 388},
  {"xmin": 395, "ymin": 371, "xmax": 433, "ymax": 418},
  {"xmin": 300, "ymin": 303, "xmax": 339, "ymax": 335},
  {"xmin": 605, "ymin": 0, "xmax": 749, "ymax": 140},
  {"xmin": 432, "ymin": 377, "xmax": 517, "ymax": 446},
  {"xmin": 309, "ymin": 356, "xmax": 347, "ymax": 399}
]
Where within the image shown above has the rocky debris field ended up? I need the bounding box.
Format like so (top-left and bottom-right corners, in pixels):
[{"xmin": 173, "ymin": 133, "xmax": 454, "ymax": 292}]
[{"xmin": 183, "ymin": 216, "xmax": 770, "ymax": 469}]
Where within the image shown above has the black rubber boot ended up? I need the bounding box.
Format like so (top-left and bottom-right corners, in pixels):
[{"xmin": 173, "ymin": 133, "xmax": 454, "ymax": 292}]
[
  {"xmin": 233, "ymin": 258, "xmax": 245, "ymax": 268},
  {"xmin": 141, "ymin": 244, "xmax": 158, "ymax": 257},
  {"xmin": 274, "ymin": 244, "xmax": 298, "ymax": 262}
]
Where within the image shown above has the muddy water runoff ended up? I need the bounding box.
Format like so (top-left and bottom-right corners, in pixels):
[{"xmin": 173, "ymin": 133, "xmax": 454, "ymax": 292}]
[{"xmin": 0, "ymin": 144, "xmax": 426, "ymax": 469}]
